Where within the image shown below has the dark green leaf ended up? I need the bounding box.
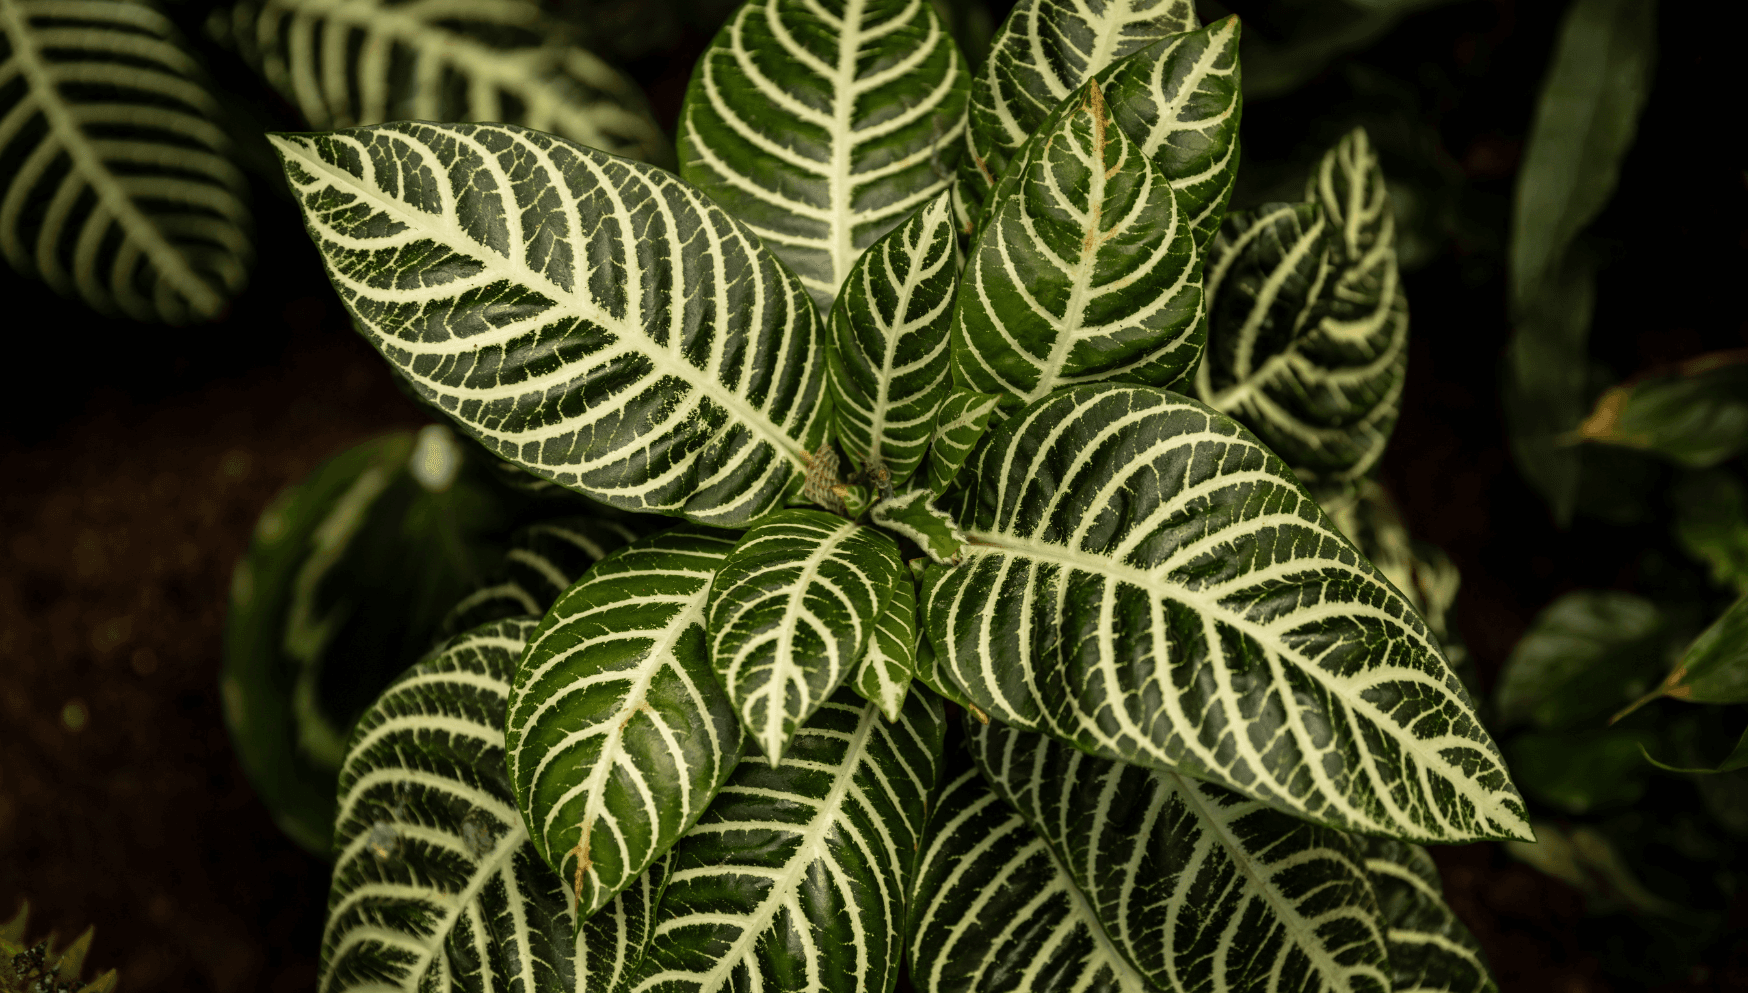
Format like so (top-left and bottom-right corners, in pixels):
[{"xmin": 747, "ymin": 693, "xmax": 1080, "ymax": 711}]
[
  {"xmin": 438, "ymin": 515, "xmax": 644, "ymax": 639},
  {"xmin": 851, "ymin": 569, "xmax": 919, "ymax": 722},
  {"xmin": 1577, "ymin": 356, "xmax": 1748, "ymax": 469},
  {"xmin": 1360, "ymin": 838, "xmax": 1497, "ymax": 993},
  {"xmin": 1492, "ymin": 591, "xmax": 1672, "ymax": 731},
  {"xmin": 1506, "ymin": 727, "xmax": 1656, "ymax": 815},
  {"xmin": 920, "ymin": 388, "xmax": 1002, "ymax": 495},
  {"xmin": 1671, "ymin": 469, "xmax": 1748, "ymax": 593},
  {"xmin": 869, "ymin": 489, "xmax": 964, "ymax": 565}
]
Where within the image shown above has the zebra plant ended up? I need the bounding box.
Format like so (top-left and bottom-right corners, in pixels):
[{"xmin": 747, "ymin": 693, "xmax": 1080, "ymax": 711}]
[{"xmin": 266, "ymin": 0, "xmax": 1526, "ymax": 989}]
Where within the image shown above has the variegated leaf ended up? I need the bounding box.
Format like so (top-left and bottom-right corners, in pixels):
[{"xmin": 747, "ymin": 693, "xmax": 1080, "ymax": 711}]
[
  {"xmin": 908, "ymin": 753, "xmax": 1157, "ymax": 993},
  {"xmin": 971, "ymin": 720, "xmax": 1392, "ymax": 993},
  {"xmin": 626, "ymin": 689, "xmax": 945, "ymax": 993},
  {"xmin": 1195, "ymin": 129, "xmax": 1407, "ymax": 483},
  {"xmin": 1, "ymin": 0, "xmax": 252, "ymax": 322},
  {"xmin": 439, "ymin": 515, "xmax": 644, "ymax": 639},
  {"xmin": 272, "ymin": 121, "xmax": 830, "ymax": 528},
  {"xmin": 506, "ymin": 526, "xmax": 744, "ymax": 926},
  {"xmin": 1362, "ymin": 838, "xmax": 1497, "ymax": 993},
  {"xmin": 322, "ymin": 618, "xmax": 668, "ymax": 993},
  {"xmin": 1101, "ymin": 14, "xmax": 1242, "ymax": 251},
  {"xmin": 922, "ymin": 384, "xmax": 1530, "ymax": 843},
  {"xmin": 870, "ymin": 488, "xmax": 964, "ymax": 564},
  {"xmin": 852, "ymin": 569, "xmax": 918, "ymax": 720},
  {"xmin": 707, "ymin": 510, "xmax": 905, "ymax": 761},
  {"xmin": 678, "ymin": 0, "xmax": 969, "ymax": 310},
  {"xmin": 224, "ymin": 0, "xmax": 670, "ymax": 164},
  {"xmin": 957, "ymin": 0, "xmax": 1197, "ymax": 220},
  {"xmin": 921, "ymin": 387, "xmax": 1002, "ymax": 495},
  {"xmin": 828, "ymin": 191, "xmax": 959, "ymax": 485},
  {"xmin": 951, "ymin": 81, "xmax": 1204, "ymax": 410}
]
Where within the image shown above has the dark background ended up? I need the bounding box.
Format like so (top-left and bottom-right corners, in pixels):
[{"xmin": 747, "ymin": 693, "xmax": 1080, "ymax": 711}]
[{"xmin": 2, "ymin": 0, "xmax": 1744, "ymax": 989}]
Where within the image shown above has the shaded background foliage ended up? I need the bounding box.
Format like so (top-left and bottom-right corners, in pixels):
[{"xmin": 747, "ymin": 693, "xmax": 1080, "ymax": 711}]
[{"xmin": 0, "ymin": 0, "xmax": 1743, "ymax": 989}]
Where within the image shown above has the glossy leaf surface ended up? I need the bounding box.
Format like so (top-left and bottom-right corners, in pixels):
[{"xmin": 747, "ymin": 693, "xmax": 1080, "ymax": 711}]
[
  {"xmin": 708, "ymin": 510, "xmax": 905, "ymax": 761},
  {"xmin": 1, "ymin": 0, "xmax": 252, "ymax": 322},
  {"xmin": 322, "ymin": 619, "xmax": 668, "ymax": 993},
  {"xmin": 627, "ymin": 690, "xmax": 945, "ymax": 993},
  {"xmin": 507, "ymin": 527, "xmax": 744, "ymax": 925},
  {"xmin": 225, "ymin": 0, "xmax": 670, "ymax": 164},
  {"xmin": 972, "ymin": 721, "xmax": 1392, "ymax": 993},
  {"xmin": 827, "ymin": 191, "xmax": 959, "ymax": 484},
  {"xmin": 440, "ymin": 515, "xmax": 644, "ymax": 639},
  {"xmin": 952, "ymin": 81, "xmax": 1204, "ymax": 410},
  {"xmin": 869, "ymin": 489, "xmax": 964, "ymax": 565},
  {"xmin": 924, "ymin": 384, "xmax": 1529, "ymax": 842},
  {"xmin": 921, "ymin": 388, "xmax": 1002, "ymax": 495},
  {"xmin": 678, "ymin": 0, "xmax": 969, "ymax": 310},
  {"xmin": 273, "ymin": 121, "xmax": 829, "ymax": 528},
  {"xmin": 851, "ymin": 569, "xmax": 917, "ymax": 721}
]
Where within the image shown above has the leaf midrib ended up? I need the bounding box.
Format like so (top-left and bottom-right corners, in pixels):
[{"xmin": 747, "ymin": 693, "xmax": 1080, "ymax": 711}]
[{"xmin": 0, "ymin": 0, "xmax": 223, "ymax": 314}]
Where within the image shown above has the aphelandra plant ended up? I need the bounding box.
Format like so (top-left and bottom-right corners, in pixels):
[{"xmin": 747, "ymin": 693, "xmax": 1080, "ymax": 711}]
[{"xmin": 261, "ymin": 0, "xmax": 1528, "ymax": 989}]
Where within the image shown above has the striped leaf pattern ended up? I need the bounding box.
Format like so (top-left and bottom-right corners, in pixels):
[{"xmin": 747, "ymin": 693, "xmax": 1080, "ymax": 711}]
[
  {"xmin": 922, "ymin": 388, "xmax": 1002, "ymax": 495},
  {"xmin": 957, "ymin": 0, "xmax": 1196, "ymax": 221},
  {"xmin": 707, "ymin": 510, "xmax": 905, "ymax": 761},
  {"xmin": 440, "ymin": 516, "xmax": 643, "ymax": 639},
  {"xmin": 322, "ymin": 618, "xmax": 669, "ymax": 993},
  {"xmin": 1101, "ymin": 15, "xmax": 1241, "ymax": 251},
  {"xmin": 627, "ymin": 689, "xmax": 945, "ymax": 993},
  {"xmin": 869, "ymin": 488, "xmax": 964, "ymax": 564},
  {"xmin": 1, "ymin": 0, "xmax": 251, "ymax": 322},
  {"xmin": 970, "ymin": 721, "xmax": 1392, "ymax": 993},
  {"xmin": 1196, "ymin": 129, "xmax": 1408, "ymax": 483},
  {"xmin": 908, "ymin": 756, "xmax": 1156, "ymax": 993},
  {"xmin": 851, "ymin": 570, "xmax": 917, "ymax": 721},
  {"xmin": 224, "ymin": 0, "xmax": 670, "ymax": 164},
  {"xmin": 1362, "ymin": 839, "xmax": 1496, "ymax": 993},
  {"xmin": 923, "ymin": 384, "xmax": 1531, "ymax": 843},
  {"xmin": 951, "ymin": 81, "xmax": 1204, "ymax": 410},
  {"xmin": 677, "ymin": 0, "xmax": 970, "ymax": 310},
  {"xmin": 827, "ymin": 190, "xmax": 959, "ymax": 485},
  {"xmin": 506, "ymin": 527, "xmax": 745, "ymax": 925},
  {"xmin": 272, "ymin": 121, "xmax": 830, "ymax": 528}
]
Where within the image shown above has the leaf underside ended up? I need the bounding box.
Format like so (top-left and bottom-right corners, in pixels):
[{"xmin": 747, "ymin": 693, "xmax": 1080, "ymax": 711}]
[
  {"xmin": 226, "ymin": 0, "xmax": 671, "ymax": 164},
  {"xmin": 273, "ymin": 120, "xmax": 829, "ymax": 528},
  {"xmin": 924, "ymin": 384, "xmax": 1529, "ymax": 843},
  {"xmin": 507, "ymin": 526, "xmax": 745, "ymax": 925},
  {"xmin": 0, "ymin": 0, "xmax": 252, "ymax": 322}
]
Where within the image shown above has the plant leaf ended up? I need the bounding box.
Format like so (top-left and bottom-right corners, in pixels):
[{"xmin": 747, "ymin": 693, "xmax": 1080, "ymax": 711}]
[
  {"xmin": 1195, "ymin": 129, "xmax": 1408, "ymax": 483},
  {"xmin": 923, "ymin": 384, "xmax": 1529, "ymax": 843},
  {"xmin": 1099, "ymin": 15, "xmax": 1242, "ymax": 252},
  {"xmin": 827, "ymin": 190, "xmax": 959, "ymax": 485},
  {"xmin": 506, "ymin": 526, "xmax": 744, "ymax": 926},
  {"xmin": 0, "ymin": 0, "xmax": 252, "ymax": 322},
  {"xmin": 852, "ymin": 570, "xmax": 917, "ymax": 721},
  {"xmin": 972, "ymin": 720, "xmax": 1393, "ymax": 993},
  {"xmin": 677, "ymin": 0, "xmax": 969, "ymax": 311},
  {"xmin": 957, "ymin": 0, "xmax": 1197, "ymax": 219},
  {"xmin": 439, "ymin": 515, "xmax": 645, "ymax": 639},
  {"xmin": 1637, "ymin": 593, "xmax": 1748, "ymax": 710},
  {"xmin": 323, "ymin": 618, "xmax": 668, "ymax": 993},
  {"xmin": 1640, "ymin": 727, "xmax": 1748, "ymax": 776},
  {"xmin": 1576, "ymin": 353, "xmax": 1748, "ymax": 469},
  {"xmin": 1361, "ymin": 838, "xmax": 1497, "ymax": 993},
  {"xmin": 626, "ymin": 689, "xmax": 945, "ymax": 993},
  {"xmin": 908, "ymin": 750, "xmax": 1158, "ymax": 993},
  {"xmin": 869, "ymin": 489, "xmax": 964, "ymax": 565},
  {"xmin": 952, "ymin": 81, "xmax": 1205, "ymax": 410},
  {"xmin": 272, "ymin": 121, "xmax": 831, "ymax": 528},
  {"xmin": 921, "ymin": 388, "xmax": 1002, "ymax": 495},
  {"xmin": 1492, "ymin": 591, "xmax": 1671, "ymax": 731},
  {"xmin": 1506, "ymin": 727, "xmax": 1654, "ymax": 815},
  {"xmin": 223, "ymin": 0, "xmax": 670, "ymax": 165},
  {"xmin": 707, "ymin": 510, "xmax": 906, "ymax": 761},
  {"xmin": 1671, "ymin": 469, "xmax": 1748, "ymax": 594}
]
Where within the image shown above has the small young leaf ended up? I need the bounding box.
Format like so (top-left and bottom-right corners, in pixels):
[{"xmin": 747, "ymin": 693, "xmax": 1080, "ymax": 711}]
[
  {"xmin": 828, "ymin": 192, "xmax": 960, "ymax": 485},
  {"xmin": 506, "ymin": 526, "xmax": 745, "ymax": 926},
  {"xmin": 924, "ymin": 384, "xmax": 1529, "ymax": 843},
  {"xmin": 323, "ymin": 619, "xmax": 668, "ymax": 993},
  {"xmin": 851, "ymin": 572, "xmax": 918, "ymax": 722},
  {"xmin": 1576, "ymin": 353, "xmax": 1748, "ymax": 469},
  {"xmin": 678, "ymin": 0, "xmax": 970, "ymax": 310},
  {"xmin": 1492, "ymin": 591, "xmax": 1672, "ymax": 730},
  {"xmin": 908, "ymin": 754, "xmax": 1155, "ymax": 993},
  {"xmin": 922, "ymin": 388, "xmax": 1002, "ymax": 495},
  {"xmin": 225, "ymin": 0, "xmax": 671, "ymax": 164},
  {"xmin": 628, "ymin": 690, "xmax": 945, "ymax": 993},
  {"xmin": 272, "ymin": 121, "xmax": 830, "ymax": 528},
  {"xmin": 952, "ymin": 81, "xmax": 1205, "ymax": 410},
  {"xmin": 1361, "ymin": 838, "xmax": 1499, "ymax": 993},
  {"xmin": 957, "ymin": 0, "xmax": 1198, "ymax": 220},
  {"xmin": 707, "ymin": 510, "xmax": 905, "ymax": 762},
  {"xmin": 870, "ymin": 489, "xmax": 964, "ymax": 565}
]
